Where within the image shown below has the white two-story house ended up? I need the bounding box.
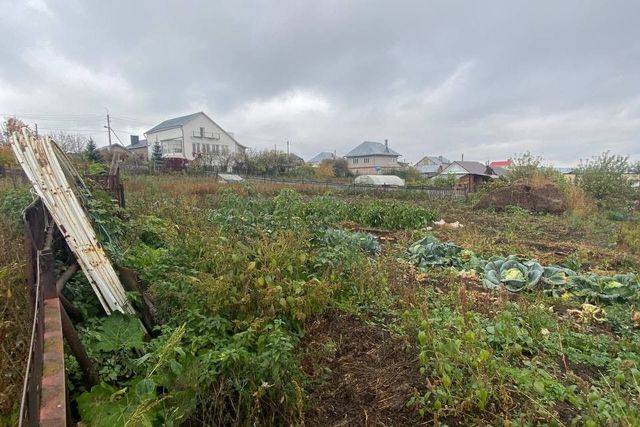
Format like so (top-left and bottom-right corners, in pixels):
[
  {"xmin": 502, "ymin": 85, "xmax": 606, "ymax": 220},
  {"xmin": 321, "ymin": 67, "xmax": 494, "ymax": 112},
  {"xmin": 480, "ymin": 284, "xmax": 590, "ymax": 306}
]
[{"xmin": 144, "ymin": 112, "xmax": 246, "ymax": 165}]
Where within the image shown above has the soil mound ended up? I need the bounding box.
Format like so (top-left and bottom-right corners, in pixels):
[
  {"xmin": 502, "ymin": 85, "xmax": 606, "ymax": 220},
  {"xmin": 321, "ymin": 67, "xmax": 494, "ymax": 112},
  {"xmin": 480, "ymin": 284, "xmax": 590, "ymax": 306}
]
[
  {"xmin": 475, "ymin": 179, "xmax": 566, "ymax": 213},
  {"xmin": 301, "ymin": 310, "xmax": 427, "ymax": 426}
]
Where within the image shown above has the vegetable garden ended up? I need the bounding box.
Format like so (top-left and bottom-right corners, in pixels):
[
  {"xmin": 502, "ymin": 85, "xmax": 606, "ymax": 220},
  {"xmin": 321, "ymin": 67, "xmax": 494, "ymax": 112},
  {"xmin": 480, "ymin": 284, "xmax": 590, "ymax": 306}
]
[{"xmin": 1, "ymin": 174, "xmax": 640, "ymax": 426}]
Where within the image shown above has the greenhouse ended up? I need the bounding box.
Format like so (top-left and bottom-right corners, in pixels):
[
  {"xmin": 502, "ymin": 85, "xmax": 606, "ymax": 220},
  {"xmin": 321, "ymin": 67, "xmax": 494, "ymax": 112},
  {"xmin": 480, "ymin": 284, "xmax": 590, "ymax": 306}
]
[{"xmin": 354, "ymin": 174, "xmax": 405, "ymax": 187}]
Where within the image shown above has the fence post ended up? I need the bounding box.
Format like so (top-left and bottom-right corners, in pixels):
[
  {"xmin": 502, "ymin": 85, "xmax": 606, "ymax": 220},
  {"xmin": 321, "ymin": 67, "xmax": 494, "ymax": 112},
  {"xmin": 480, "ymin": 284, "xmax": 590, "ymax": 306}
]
[{"xmin": 37, "ymin": 248, "xmax": 67, "ymax": 426}]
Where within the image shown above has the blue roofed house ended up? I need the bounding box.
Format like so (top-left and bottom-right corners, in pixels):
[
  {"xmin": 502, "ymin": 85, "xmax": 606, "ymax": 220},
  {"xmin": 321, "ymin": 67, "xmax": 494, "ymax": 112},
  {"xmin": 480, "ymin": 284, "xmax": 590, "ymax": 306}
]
[
  {"xmin": 415, "ymin": 155, "xmax": 451, "ymax": 178},
  {"xmin": 143, "ymin": 112, "xmax": 246, "ymax": 167},
  {"xmin": 307, "ymin": 152, "xmax": 336, "ymax": 167},
  {"xmin": 344, "ymin": 140, "xmax": 401, "ymax": 175}
]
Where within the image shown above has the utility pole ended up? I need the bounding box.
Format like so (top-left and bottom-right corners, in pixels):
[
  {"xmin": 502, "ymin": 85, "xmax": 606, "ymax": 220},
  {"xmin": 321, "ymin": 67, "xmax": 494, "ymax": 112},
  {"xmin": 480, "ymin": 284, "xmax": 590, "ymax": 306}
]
[
  {"xmin": 274, "ymin": 143, "xmax": 277, "ymax": 153},
  {"xmin": 286, "ymin": 140, "xmax": 289, "ymax": 156},
  {"xmin": 35, "ymin": 123, "xmax": 38, "ymax": 137},
  {"xmin": 106, "ymin": 112, "xmax": 112, "ymax": 147}
]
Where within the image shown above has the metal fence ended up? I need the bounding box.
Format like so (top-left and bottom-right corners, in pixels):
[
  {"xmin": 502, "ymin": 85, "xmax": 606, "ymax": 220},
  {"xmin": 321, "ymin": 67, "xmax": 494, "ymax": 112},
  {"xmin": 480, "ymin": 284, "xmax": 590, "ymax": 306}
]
[
  {"xmin": 18, "ymin": 171, "xmax": 126, "ymax": 426},
  {"xmin": 245, "ymin": 175, "xmax": 468, "ymax": 199}
]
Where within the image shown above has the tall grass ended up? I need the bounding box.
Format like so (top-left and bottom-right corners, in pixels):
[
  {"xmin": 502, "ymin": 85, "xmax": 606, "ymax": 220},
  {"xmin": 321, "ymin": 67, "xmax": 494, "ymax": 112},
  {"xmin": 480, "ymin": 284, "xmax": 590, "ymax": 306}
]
[{"xmin": 0, "ymin": 215, "xmax": 30, "ymax": 423}]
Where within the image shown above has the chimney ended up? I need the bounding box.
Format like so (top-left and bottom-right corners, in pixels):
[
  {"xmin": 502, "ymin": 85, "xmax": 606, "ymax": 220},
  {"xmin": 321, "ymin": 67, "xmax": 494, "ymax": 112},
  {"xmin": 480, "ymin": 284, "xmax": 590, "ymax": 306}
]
[
  {"xmin": 130, "ymin": 135, "xmax": 139, "ymax": 146},
  {"xmin": 384, "ymin": 139, "xmax": 389, "ymax": 152}
]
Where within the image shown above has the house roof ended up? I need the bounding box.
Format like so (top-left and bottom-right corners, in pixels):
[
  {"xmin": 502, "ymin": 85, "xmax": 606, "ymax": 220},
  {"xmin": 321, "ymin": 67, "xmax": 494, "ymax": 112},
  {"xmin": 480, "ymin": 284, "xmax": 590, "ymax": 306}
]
[
  {"xmin": 491, "ymin": 166, "xmax": 508, "ymax": 177},
  {"xmin": 288, "ymin": 153, "xmax": 305, "ymax": 163},
  {"xmin": 417, "ymin": 164, "xmax": 442, "ymax": 174},
  {"xmin": 489, "ymin": 160, "xmax": 513, "ymax": 167},
  {"xmin": 146, "ymin": 112, "xmax": 202, "ymax": 134},
  {"xmin": 308, "ymin": 152, "xmax": 335, "ymax": 163},
  {"xmin": 97, "ymin": 143, "xmax": 127, "ymax": 152},
  {"xmin": 218, "ymin": 173, "xmax": 243, "ymax": 182},
  {"xmin": 418, "ymin": 155, "xmax": 450, "ymax": 165},
  {"xmin": 127, "ymin": 139, "xmax": 148, "ymax": 150},
  {"xmin": 441, "ymin": 161, "xmax": 492, "ymax": 176},
  {"xmin": 345, "ymin": 141, "xmax": 400, "ymax": 158}
]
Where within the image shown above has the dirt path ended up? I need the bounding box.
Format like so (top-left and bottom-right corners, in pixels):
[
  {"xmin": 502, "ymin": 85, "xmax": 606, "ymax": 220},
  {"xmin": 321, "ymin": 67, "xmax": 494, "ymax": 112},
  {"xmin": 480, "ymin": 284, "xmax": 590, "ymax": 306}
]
[{"xmin": 301, "ymin": 310, "xmax": 428, "ymax": 426}]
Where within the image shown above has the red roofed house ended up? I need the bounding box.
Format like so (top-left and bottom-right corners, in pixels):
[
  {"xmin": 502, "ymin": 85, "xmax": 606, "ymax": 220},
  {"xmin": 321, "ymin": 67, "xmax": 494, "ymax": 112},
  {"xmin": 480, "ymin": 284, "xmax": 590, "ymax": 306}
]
[{"xmin": 489, "ymin": 160, "xmax": 513, "ymax": 168}]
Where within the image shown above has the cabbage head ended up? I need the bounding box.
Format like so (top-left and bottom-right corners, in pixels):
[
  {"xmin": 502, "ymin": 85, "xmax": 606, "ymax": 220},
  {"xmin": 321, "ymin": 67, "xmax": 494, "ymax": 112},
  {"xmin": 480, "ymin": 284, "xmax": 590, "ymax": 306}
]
[
  {"xmin": 566, "ymin": 273, "xmax": 639, "ymax": 303},
  {"xmin": 483, "ymin": 255, "xmax": 544, "ymax": 292}
]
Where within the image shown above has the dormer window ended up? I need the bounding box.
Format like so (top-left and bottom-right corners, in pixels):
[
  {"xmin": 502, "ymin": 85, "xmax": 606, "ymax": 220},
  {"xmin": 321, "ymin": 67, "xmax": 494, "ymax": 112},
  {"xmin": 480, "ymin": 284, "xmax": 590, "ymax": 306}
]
[{"xmin": 200, "ymin": 127, "xmax": 205, "ymax": 137}]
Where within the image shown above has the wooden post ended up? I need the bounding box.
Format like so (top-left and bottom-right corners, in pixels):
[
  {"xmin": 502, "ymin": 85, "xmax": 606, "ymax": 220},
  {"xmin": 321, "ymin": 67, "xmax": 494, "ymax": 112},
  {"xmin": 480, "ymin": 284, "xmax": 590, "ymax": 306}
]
[
  {"xmin": 119, "ymin": 267, "xmax": 158, "ymax": 336},
  {"xmin": 60, "ymin": 305, "xmax": 98, "ymax": 387}
]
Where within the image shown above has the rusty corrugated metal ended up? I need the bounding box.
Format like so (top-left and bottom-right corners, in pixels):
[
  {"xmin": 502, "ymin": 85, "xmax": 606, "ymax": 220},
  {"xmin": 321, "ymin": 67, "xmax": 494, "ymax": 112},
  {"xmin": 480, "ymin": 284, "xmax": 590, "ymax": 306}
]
[{"xmin": 11, "ymin": 129, "xmax": 135, "ymax": 315}]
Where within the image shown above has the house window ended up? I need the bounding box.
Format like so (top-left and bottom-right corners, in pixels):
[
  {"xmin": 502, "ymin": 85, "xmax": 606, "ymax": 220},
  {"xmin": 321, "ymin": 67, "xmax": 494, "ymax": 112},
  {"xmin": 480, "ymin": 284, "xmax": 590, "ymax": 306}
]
[
  {"xmin": 353, "ymin": 158, "xmax": 358, "ymax": 164},
  {"xmin": 363, "ymin": 158, "xmax": 370, "ymax": 164},
  {"xmin": 200, "ymin": 127, "xmax": 205, "ymax": 137},
  {"xmin": 222, "ymin": 145, "xmax": 229, "ymax": 154}
]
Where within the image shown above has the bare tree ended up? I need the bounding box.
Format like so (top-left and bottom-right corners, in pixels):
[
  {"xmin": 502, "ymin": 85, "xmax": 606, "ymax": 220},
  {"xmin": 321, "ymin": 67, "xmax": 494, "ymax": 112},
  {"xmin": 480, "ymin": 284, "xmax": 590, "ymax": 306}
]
[
  {"xmin": 48, "ymin": 130, "xmax": 89, "ymax": 153},
  {"xmin": 201, "ymin": 149, "xmax": 238, "ymax": 173}
]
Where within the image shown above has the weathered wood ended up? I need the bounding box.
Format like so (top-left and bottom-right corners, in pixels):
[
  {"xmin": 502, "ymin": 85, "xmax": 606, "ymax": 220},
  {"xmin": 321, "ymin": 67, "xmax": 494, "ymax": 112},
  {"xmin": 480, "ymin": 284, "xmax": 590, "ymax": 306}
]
[
  {"xmin": 60, "ymin": 305, "xmax": 98, "ymax": 387},
  {"xmin": 58, "ymin": 294, "xmax": 83, "ymax": 322},
  {"xmin": 119, "ymin": 267, "xmax": 158, "ymax": 336},
  {"xmin": 55, "ymin": 262, "xmax": 78, "ymax": 293}
]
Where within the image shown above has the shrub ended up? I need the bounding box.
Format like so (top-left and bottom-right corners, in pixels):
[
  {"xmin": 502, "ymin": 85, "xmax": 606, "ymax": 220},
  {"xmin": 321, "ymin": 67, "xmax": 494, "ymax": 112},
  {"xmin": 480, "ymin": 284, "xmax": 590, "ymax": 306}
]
[
  {"xmin": 575, "ymin": 152, "xmax": 635, "ymax": 210},
  {"xmin": 0, "ymin": 188, "xmax": 33, "ymax": 225},
  {"xmin": 505, "ymin": 152, "xmax": 562, "ymax": 183}
]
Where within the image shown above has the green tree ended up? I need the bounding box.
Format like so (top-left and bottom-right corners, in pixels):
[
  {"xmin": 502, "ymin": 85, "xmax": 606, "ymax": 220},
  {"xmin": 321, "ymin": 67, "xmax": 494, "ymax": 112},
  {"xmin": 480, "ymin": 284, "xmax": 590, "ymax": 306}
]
[
  {"xmin": 333, "ymin": 158, "xmax": 352, "ymax": 178},
  {"xmin": 85, "ymin": 138, "xmax": 103, "ymax": 163},
  {"xmin": 430, "ymin": 173, "xmax": 457, "ymax": 188},
  {"xmin": 575, "ymin": 151, "xmax": 635, "ymax": 209},
  {"xmin": 389, "ymin": 167, "xmax": 423, "ymax": 183},
  {"xmin": 151, "ymin": 142, "xmax": 164, "ymax": 171}
]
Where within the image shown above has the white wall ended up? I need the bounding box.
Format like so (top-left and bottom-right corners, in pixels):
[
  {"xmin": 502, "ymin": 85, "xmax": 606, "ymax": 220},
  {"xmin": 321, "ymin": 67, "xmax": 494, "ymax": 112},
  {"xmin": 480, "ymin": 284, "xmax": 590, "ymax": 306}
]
[
  {"xmin": 144, "ymin": 113, "xmax": 244, "ymax": 162},
  {"xmin": 183, "ymin": 114, "xmax": 242, "ymax": 160},
  {"xmin": 145, "ymin": 127, "xmax": 183, "ymax": 158}
]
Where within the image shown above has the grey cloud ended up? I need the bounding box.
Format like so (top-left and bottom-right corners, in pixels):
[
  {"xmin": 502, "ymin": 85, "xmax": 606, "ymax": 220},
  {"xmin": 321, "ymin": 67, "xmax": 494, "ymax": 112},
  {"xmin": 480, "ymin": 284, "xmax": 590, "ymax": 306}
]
[{"xmin": 0, "ymin": 0, "xmax": 638, "ymax": 165}]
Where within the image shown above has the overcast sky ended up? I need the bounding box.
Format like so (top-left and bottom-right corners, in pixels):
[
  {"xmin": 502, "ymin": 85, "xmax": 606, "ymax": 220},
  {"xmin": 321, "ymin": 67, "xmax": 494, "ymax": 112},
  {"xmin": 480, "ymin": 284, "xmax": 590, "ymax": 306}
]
[{"xmin": 1, "ymin": 0, "xmax": 639, "ymax": 165}]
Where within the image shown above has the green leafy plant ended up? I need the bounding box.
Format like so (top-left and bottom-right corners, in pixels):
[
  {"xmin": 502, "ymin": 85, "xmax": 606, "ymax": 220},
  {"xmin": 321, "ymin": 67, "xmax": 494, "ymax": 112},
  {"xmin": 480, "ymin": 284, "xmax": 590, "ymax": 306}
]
[
  {"xmin": 566, "ymin": 273, "xmax": 640, "ymax": 303},
  {"xmin": 406, "ymin": 236, "xmax": 464, "ymax": 269},
  {"xmin": 482, "ymin": 255, "xmax": 544, "ymax": 292}
]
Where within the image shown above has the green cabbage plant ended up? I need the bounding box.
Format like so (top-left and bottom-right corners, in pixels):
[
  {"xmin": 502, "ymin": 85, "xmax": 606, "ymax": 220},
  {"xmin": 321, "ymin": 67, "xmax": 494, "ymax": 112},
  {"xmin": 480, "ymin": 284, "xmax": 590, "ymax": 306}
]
[
  {"xmin": 406, "ymin": 236, "xmax": 464, "ymax": 269},
  {"xmin": 565, "ymin": 273, "xmax": 640, "ymax": 303},
  {"xmin": 482, "ymin": 255, "xmax": 544, "ymax": 292}
]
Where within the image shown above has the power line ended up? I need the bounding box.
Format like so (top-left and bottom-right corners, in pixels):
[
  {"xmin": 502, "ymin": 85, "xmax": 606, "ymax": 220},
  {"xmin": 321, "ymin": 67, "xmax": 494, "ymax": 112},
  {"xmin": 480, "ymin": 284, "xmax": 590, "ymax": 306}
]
[{"xmin": 0, "ymin": 113, "xmax": 103, "ymax": 119}]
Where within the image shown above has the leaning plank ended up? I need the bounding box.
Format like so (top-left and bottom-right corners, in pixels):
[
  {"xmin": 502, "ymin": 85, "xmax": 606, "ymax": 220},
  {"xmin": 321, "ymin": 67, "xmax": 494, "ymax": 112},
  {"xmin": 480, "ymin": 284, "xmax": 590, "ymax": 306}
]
[{"xmin": 11, "ymin": 129, "xmax": 135, "ymax": 315}]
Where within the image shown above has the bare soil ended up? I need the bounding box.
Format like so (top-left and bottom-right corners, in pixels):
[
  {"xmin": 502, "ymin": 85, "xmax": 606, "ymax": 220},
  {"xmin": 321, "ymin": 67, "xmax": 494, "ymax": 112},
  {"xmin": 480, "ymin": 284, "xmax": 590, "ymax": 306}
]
[{"xmin": 301, "ymin": 310, "xmax": 429, "ymax": 426}]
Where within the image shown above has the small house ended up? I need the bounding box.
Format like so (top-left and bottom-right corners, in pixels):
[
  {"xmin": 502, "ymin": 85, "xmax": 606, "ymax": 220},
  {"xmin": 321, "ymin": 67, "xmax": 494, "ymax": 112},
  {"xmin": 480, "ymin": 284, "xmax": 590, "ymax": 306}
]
[
  {"xmin": 126, "ymin": 135, "xmax": 149, "ymax": 160},
  {"xmin": 96, "ymin": 143, "xmax": 130, "ymax": 161},
  {"xmin": 415, "ymin": 155, "xmax": 450, "ymax": 168},
  {"xmin": 435, "ymin": 161, "xmax": 497, "ymax": 191}
]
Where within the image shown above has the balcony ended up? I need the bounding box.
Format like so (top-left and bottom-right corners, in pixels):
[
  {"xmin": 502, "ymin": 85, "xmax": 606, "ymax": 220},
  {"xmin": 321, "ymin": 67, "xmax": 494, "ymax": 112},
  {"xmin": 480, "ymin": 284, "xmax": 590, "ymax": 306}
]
[{"xmin": 192, "ymin": 130, "xmax": 220, "ymax": 139}]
